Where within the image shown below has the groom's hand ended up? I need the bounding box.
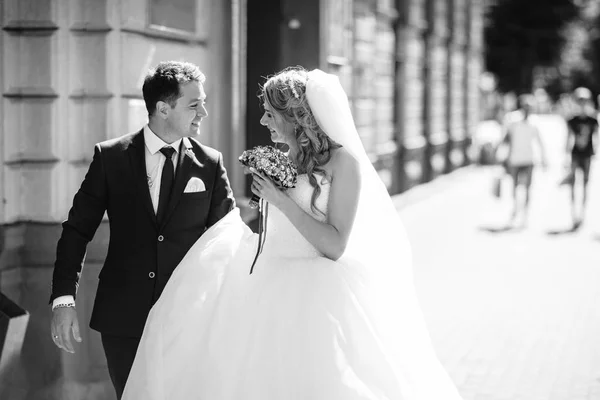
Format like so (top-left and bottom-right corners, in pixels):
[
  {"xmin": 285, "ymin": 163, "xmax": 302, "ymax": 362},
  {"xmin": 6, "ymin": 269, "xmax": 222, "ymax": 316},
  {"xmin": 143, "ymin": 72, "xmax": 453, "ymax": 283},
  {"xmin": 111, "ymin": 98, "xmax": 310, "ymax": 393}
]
[{"xmin": 51, "ymin": 307, "xmax": 82, "ymax": 353}]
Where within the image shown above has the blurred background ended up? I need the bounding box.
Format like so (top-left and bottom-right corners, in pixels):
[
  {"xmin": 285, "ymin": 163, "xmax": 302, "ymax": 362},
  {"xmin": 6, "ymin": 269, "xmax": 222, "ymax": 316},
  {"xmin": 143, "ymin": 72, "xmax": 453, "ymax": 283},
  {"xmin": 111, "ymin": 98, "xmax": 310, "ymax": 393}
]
[{"xmin": 1, "ymin": 0, "xmax": 599, "ymax": 399}]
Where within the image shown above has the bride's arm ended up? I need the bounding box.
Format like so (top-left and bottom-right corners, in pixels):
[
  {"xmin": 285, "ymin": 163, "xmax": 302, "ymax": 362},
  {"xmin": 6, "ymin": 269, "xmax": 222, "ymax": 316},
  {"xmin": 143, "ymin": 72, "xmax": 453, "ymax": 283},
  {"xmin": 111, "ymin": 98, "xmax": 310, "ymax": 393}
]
[{"xmin": 251, "ymin": 149, "xmax": 360, "ymax": 261}]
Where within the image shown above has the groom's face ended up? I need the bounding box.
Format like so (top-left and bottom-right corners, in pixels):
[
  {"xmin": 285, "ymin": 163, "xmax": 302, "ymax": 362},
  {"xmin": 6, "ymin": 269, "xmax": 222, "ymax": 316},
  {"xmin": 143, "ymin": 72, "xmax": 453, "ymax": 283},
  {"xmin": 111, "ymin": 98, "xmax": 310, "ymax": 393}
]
[{"xmin": 166, "ymin": 81, "xmax": 207, "ymax": 139}]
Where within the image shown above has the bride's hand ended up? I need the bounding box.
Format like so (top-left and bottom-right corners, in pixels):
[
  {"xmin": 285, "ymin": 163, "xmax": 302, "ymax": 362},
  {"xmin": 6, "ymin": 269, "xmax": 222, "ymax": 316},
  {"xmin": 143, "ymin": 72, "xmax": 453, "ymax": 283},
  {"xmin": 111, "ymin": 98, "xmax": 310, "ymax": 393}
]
[{"xmin": 250, "ymin": 168, "xmax": 287, "ymax": 208}]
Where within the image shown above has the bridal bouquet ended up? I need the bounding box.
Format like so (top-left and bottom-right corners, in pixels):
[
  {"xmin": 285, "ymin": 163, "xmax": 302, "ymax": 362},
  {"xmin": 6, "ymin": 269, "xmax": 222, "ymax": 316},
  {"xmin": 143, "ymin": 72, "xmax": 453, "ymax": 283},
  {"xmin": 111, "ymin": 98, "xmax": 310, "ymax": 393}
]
[
  {"xmin": 239, "ymin": 145, "xmax": 298, "ymax": 209},
  {"xmin": 239, "ymin": 146, "xmax": 298, "ymax": 274}
]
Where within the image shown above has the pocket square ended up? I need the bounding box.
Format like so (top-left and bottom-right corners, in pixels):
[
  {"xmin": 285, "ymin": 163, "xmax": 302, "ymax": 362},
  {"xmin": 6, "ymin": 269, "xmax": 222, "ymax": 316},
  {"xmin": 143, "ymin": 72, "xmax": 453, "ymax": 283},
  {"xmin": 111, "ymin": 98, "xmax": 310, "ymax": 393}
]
[{"xmin": 184, "ymin": 177, "xmax": 206, "ymax": 193}]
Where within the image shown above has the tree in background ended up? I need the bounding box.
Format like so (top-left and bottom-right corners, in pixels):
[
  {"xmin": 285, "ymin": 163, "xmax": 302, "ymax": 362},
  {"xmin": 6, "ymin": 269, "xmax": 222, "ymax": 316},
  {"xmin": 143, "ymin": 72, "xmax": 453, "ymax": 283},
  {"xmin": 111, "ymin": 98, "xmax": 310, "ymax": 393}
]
[
  {"xmin": 552, "ymin": 0, "xmax": 600, "ymax": 103},
  {"xmin": 485, "ymin": 0, "xmax": 580, "ymax": 95}
]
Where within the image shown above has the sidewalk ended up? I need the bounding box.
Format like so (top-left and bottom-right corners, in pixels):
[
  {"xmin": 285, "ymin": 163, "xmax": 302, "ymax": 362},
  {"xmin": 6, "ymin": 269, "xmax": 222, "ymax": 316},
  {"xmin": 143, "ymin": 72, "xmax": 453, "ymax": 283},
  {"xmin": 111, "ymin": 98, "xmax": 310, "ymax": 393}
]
[
  {"xmin": 391, "ymin": 165, "xmax": 480, "ymax": 211},
  {"xmin": 394, "ymin": 137, "xmax": 600, "ymax": 400}
]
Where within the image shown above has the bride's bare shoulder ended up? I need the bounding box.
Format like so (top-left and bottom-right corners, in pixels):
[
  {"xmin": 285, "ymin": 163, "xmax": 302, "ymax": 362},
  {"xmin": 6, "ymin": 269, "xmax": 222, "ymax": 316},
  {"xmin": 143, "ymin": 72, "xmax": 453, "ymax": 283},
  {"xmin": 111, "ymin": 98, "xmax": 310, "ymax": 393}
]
[
  {"xmin": 329, "ymin": 147, "xmax": 359, "ymax": 171},
  {"xmin": 326, "ymin": 147, "xmax": 360, "ymax": 186}
]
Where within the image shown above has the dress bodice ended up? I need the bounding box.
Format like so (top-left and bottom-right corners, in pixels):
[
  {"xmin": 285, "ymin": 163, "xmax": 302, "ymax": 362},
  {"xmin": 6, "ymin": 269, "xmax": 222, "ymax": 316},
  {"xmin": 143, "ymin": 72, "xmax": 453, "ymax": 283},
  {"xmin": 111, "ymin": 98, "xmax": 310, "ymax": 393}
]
[{"xmin": 261, "ymin": 173, "xmax": 330, "ymax": 259}]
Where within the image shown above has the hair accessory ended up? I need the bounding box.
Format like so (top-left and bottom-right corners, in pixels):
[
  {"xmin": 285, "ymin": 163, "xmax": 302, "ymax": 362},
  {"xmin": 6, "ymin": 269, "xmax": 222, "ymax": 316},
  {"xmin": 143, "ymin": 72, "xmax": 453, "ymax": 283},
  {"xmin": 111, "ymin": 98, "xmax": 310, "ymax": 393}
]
[{"xmin": 290, "ymin": 81, "xmax": 300, "ymax": 99}]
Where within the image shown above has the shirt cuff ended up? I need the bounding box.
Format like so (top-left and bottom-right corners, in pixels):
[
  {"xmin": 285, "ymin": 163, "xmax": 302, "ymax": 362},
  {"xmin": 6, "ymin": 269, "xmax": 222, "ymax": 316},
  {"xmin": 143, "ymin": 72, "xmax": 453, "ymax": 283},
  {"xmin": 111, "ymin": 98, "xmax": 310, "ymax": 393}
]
[{"xmin": 52, "ymin": 295, "xmax": 75, "ymax": 310}]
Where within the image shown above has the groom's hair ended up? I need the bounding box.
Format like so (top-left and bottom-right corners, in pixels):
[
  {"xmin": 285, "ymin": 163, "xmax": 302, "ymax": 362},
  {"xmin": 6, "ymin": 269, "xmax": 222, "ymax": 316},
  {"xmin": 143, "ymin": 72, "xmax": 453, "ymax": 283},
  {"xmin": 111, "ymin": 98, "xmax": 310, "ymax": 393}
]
[{"xmin": 143, "ymin": 61, "xmax": 206, "ymax": 116}]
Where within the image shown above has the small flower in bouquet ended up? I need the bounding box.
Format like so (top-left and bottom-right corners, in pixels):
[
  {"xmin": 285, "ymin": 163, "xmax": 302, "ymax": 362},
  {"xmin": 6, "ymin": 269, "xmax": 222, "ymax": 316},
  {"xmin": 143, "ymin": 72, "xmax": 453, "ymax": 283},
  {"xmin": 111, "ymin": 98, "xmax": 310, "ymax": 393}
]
[{"xmin": 239, "ymin": 145, "xmax": 298, "ymax": 209}]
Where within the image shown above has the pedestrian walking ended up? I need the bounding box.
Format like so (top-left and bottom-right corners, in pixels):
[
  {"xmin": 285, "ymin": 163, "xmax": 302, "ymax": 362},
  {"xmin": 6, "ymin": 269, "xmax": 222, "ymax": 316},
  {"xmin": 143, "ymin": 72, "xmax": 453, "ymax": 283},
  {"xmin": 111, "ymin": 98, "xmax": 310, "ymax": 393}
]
[
  {"xmin": 564, "ymin": 87, "xmax": 598, "ymax": 230},
  {"xmin": 496, "ymin": 94, "xmax": 547, "ymax": 227}
]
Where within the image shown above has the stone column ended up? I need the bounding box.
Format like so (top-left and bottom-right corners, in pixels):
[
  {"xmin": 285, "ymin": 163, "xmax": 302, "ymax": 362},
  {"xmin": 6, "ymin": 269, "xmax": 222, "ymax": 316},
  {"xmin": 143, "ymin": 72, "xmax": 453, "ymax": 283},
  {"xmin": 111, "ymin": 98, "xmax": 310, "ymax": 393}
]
[
  {"xmin": 465, "ymin": 0, "xmax": 484, "ymax": 163},
  {"xmin": 372, "ymin": 0, "xmax": 400, "ymax": 192},
  {"xmin": 446, "ymin": 0, "xmax": 468, "ymax": 171},
  {"xmin": 321, "ymin": 0, "xmax": 354, "ymax": 88},
  {"xmin": 353, "ymin": 0, "xmax": 377, "ymax": 158},
  {"xmin": 423, "ymin": 0, "xmax": 450, "ymax": 181},
  {"xmin": 395, "ymin": 0, "xmax": 427, "ymax": 192}
]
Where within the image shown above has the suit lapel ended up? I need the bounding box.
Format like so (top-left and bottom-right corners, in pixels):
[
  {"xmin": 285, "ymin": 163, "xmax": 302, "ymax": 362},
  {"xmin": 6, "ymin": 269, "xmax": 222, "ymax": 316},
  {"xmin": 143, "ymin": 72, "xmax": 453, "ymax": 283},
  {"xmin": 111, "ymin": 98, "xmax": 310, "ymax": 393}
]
[
  {"xmin": 128, "ymin": 129, "xmax": 157, "ymax": 225},
  {"xmin": 160, "ymin": 138, "xmax": 195, "ymax": 229}
]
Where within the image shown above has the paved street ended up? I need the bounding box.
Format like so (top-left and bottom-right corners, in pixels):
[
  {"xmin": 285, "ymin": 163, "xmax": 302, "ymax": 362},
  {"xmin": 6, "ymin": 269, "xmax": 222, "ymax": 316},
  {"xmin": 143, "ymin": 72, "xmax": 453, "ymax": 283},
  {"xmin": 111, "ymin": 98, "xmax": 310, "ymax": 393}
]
[{"xmin": 397, "ymin": 115, "xmax": 600, "ymax": 400}]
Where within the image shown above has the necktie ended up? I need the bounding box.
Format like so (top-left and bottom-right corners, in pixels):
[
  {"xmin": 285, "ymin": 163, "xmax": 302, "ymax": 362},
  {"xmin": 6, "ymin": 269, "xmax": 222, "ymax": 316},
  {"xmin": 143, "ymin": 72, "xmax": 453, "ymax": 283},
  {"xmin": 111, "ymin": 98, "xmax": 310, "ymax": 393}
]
[{"xmin": 157, "ymin": 146, "xmax": 176, "ymax": 224}]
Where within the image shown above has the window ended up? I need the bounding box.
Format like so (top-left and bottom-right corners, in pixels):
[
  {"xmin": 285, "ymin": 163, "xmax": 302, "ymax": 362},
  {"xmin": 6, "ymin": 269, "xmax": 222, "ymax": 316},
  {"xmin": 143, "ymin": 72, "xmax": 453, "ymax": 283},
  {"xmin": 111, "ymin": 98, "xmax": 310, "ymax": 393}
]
[{"xmin": 149, "ymin": 0, "xmax": 196, "ymax": 33}]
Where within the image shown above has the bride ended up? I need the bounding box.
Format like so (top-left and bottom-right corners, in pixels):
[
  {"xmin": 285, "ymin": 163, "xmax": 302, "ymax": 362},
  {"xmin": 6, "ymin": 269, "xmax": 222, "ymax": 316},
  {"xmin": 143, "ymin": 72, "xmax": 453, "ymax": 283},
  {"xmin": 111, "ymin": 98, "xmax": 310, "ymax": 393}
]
[{"xmin": 122, "ymin": 67, "xmax": 464, "ymax": 399}]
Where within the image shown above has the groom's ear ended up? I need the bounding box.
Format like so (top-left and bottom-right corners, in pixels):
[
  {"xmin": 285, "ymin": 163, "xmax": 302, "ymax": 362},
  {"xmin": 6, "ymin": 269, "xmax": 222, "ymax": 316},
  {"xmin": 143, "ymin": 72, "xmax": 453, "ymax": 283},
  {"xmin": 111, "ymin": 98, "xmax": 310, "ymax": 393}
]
[{"xmin": 156, "ymin": 101, "xmax": 170, "ymax": 119}]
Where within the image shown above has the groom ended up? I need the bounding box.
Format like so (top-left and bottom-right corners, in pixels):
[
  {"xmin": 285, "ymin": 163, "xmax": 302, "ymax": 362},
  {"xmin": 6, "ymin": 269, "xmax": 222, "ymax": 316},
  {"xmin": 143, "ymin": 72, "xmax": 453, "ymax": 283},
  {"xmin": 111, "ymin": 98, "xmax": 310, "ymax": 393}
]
[{"xmin": 49, "ymin": 61, "xmax": 235, "ymax": 398}]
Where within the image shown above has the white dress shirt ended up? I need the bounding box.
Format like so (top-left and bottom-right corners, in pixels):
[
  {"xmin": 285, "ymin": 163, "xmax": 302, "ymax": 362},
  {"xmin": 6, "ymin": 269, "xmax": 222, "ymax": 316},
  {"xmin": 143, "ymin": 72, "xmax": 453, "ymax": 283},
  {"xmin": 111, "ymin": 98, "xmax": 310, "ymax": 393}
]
[
  {"xmin": 143, "ymin": 125, "xmax": 182, "ymax": 213},
  {"xmin": 52, "ymin": 126, "xmax": 182, "ymax": 310}
]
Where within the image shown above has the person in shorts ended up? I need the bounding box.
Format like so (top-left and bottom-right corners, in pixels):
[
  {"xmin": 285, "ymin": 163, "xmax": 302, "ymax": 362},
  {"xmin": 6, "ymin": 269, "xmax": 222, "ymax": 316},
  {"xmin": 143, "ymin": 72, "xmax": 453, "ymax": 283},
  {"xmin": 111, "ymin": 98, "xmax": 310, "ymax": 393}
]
[
  {"xmin": 499, "ymin": 94, "xmax": 547, "ymax": 226},
  {"xmin": 566, "ymin": 87, "xmax": 598, "ymax": 229}
]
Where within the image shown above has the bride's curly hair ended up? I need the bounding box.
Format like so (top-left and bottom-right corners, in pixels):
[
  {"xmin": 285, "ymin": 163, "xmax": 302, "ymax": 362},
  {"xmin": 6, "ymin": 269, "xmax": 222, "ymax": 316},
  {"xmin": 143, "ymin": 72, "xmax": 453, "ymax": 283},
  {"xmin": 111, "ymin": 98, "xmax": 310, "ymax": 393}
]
[{"xmin": 260, "ymin": 66, "xmax": 341, "ymax": 214}]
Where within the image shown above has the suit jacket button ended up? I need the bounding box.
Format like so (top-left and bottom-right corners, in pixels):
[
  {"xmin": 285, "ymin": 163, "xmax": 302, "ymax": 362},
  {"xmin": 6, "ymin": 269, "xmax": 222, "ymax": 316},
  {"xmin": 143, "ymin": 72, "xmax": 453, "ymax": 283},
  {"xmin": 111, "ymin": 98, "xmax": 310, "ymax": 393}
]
[
  {"xmin": 149, "ymin": 272, "xmax": 156, "ymax": 279},
  {"xmin": 158, "ymin": 235, "xmax": 164, "ymax": 242}
]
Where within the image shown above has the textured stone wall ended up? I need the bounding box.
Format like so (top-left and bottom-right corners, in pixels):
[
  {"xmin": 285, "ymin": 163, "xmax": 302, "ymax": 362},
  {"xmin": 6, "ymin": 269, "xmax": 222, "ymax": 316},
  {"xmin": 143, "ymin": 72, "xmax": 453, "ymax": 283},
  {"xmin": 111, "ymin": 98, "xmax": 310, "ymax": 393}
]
[
  {"xmin": 0, "ymin": 1, "xmax": 234, "ymax": 398},
  {"xmin": 351, "ymin": 0, "xmax": 399, "ymax": 189},
  {"xmin": 395, "ymin": 0, "xmax": 484, "ymax": 190},
  {"xmin": 321, "ymin": 0, "xmax": 484, "ymax": 192}
]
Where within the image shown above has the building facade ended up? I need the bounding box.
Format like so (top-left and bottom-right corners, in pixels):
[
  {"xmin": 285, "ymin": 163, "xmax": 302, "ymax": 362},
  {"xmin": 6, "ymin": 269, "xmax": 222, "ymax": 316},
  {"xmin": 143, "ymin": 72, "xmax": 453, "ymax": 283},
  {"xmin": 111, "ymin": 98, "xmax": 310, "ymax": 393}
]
[
  {"xmin": 0, "ymin": 0, "xmax": 484, "ymax": 398},
  {"xmin": 315, "ymin": 0, "xmax": 484, "ymax": 192},
  {"xmin": 0, "ymin": 1, "xmax": 243, "ymax": 398}
]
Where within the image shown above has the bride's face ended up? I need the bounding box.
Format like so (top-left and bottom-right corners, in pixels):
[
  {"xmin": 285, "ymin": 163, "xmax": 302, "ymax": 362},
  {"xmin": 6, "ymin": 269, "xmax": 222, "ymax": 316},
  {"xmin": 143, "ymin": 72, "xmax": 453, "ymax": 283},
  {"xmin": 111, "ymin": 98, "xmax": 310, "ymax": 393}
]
[{"xmin": 260, "ymin": 103, "xmax": 295, "ymax": 145}]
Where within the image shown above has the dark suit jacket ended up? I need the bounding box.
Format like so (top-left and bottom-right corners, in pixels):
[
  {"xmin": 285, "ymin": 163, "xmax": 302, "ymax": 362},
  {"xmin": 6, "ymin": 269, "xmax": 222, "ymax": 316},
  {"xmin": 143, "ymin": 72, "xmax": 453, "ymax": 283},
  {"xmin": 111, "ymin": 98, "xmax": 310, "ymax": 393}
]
[{"xmin": 50, "ymin": 129, "xmax": 235, "ymax": 337}]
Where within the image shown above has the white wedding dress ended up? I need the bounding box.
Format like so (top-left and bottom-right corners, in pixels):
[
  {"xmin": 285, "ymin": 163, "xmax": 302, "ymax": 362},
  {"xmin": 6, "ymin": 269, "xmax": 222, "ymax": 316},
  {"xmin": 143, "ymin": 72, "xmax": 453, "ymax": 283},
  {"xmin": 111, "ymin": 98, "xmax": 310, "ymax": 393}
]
[
  {"xmin": 123, "ymin": 69, "xmax": 464, "ymax": 400},
  {"xmin": 123, "ymin": 174, "xmax": 463, "ymax": 400}
]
